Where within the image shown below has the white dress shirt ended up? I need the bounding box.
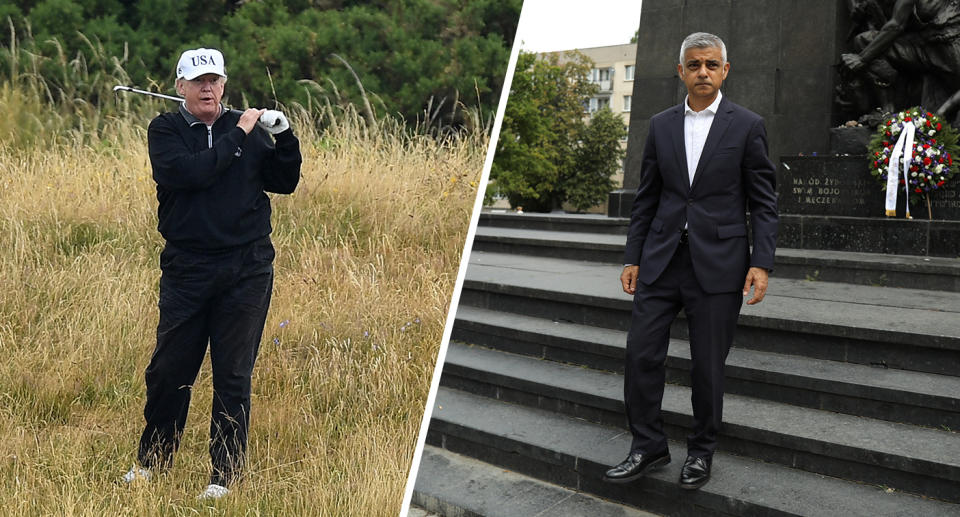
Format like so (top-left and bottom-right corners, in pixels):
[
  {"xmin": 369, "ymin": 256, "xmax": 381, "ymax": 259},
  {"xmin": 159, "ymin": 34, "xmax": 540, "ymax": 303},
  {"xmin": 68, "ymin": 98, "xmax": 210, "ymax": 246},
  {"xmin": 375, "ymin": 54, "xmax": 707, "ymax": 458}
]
[{"xmin": 684, "ymin": 89, "xmax": 723, "ymax": 186}]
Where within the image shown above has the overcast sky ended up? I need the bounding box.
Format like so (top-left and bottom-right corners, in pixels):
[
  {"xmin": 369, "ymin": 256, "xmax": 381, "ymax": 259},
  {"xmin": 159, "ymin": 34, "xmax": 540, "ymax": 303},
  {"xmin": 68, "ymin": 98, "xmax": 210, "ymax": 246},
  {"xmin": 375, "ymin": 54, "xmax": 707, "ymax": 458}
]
[{"xmin": 515, "ymin": 0, "xmax": 644, "ymax": 53}]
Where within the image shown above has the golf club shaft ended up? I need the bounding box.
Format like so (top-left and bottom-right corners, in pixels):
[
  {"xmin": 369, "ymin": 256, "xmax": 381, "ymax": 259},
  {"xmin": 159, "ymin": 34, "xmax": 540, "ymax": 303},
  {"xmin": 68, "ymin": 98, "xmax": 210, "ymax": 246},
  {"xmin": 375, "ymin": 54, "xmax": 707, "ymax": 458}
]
[
  {"xmin": 113, "ymin": 85, "xmax": 244, "ymax": 116},
  {"xmin": 113, "ymin": 85, "xmax": 184, "ymax": 103}
]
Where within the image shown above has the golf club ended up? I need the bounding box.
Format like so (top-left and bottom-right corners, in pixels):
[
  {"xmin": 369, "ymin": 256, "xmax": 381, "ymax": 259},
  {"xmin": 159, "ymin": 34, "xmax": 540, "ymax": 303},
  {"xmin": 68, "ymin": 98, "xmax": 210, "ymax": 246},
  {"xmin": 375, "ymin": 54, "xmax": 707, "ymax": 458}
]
[{"xmin": 113, "ymin": 85, "xmax": 280, "ymax": 127}]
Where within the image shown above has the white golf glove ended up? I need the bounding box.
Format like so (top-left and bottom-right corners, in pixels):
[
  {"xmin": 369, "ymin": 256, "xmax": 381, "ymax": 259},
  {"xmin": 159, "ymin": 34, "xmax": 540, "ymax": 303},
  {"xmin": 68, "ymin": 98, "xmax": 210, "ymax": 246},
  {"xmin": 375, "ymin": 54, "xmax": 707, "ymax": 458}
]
[{"xmin": 257, "ymin": 110, "xmax": 290, "ymax": 135}]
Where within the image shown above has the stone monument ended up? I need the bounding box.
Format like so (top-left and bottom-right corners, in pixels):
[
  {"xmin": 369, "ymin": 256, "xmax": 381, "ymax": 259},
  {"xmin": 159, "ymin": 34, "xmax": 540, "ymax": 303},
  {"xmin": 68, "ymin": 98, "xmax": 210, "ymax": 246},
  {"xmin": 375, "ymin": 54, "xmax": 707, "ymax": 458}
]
[{"xmin": 610, "ymin": 0, "xmax": 960, "ymax": 256}]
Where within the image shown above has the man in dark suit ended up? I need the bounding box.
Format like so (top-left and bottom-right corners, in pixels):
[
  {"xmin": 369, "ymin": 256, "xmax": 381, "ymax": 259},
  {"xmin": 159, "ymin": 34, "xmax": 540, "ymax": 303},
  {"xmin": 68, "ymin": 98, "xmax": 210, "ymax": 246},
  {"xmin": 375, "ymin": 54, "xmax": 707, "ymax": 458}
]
[{"xmin": 603, "ymin": 32, "xmax": 778, "ymax": 490}]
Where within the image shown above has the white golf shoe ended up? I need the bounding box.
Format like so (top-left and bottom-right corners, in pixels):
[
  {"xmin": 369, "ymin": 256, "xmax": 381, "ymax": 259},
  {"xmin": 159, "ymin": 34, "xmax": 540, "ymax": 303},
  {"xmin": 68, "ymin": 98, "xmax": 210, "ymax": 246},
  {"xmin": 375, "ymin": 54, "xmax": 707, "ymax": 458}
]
[
  {"xmin": 122, "ymin": 466, "xmax": 152, "ymax": 483},
  {"xmin": 198, "ymin": 483, "xmax": 230, "ymax": 500}
]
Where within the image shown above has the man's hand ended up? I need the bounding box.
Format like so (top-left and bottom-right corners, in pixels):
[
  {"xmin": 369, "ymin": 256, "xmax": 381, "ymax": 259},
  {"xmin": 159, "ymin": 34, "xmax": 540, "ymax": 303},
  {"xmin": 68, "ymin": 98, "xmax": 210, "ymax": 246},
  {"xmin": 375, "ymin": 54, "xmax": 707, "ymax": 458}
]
[
  {"xmin": 743, "ymin": 267, "xmax": 769, "ymax": 305},
  {"xmin": 237, "ymin": 108, "xmax": 266, "ymax": 134},
  {"xmin": 621, "ymin": 265, "xmax": 639, "ymax": 295},
  {"xmin": 257, "ymin": 110, "xmax": 291, "ymax": 135}
]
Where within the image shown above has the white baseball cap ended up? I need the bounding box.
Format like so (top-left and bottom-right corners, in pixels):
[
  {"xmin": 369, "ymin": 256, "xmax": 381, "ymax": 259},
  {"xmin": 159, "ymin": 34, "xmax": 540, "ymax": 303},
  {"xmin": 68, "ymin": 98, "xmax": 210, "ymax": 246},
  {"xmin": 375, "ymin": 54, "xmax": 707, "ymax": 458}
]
[{"xmin": 176, "ymin": 48, "xmax": 227, "ymax": 80}]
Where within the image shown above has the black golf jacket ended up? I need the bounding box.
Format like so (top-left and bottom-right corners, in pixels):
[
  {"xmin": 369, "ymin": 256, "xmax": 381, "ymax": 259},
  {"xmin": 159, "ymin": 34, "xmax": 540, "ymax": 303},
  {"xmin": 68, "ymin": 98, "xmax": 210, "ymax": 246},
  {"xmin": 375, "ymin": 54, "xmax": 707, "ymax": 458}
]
[{"xmin": 148, "ymin": 104, "xmax": 302, "ymax": 251}]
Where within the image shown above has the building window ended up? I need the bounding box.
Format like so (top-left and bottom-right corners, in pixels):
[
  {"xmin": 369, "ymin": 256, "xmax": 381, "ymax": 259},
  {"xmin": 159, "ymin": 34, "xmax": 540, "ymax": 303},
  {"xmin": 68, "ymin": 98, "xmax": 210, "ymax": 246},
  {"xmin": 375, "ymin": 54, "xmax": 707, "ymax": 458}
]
[
  {"xmin": 623, "ymin": 95, "xmax": 632, "ymax": 112},
  {"xmin": 590, "ymin": 68, "xmax": 612, "ymax": 82},
  {"xmin": 624, "ymin": 65, "xmax": 635, "ymax": 81},
  {"xmin": 586, "ymin": 96, "xmax": 610, "ymax": 113},
  {"xmin": 589, "ymin": 67, "xmax": 614, "ymax": 91}
]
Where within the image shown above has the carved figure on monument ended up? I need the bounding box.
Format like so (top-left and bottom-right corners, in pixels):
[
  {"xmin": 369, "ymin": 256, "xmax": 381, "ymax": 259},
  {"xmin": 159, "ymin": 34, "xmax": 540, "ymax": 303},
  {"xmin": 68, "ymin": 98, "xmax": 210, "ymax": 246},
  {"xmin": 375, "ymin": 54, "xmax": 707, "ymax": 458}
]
[
  {"xmin": 848, "ymin": 0, "xmax": 892, "ymax": 31},
  {"xmin": 838, "ymin": 0, "xmax": 960, "ymax": 126}
]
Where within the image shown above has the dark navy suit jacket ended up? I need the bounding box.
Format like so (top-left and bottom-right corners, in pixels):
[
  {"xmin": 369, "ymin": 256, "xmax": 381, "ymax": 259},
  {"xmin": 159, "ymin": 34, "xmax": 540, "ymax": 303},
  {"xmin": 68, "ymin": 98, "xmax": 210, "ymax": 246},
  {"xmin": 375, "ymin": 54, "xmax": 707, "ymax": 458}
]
[{"xmin": 623, "ymin": 96, "xmax": 778, "ymax": 294}]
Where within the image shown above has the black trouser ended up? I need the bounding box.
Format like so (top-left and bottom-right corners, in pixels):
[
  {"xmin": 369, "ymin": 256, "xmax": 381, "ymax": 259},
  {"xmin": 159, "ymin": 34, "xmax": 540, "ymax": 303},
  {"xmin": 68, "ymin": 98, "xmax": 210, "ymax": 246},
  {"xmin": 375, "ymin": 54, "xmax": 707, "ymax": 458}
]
[
  {"xmin": 138, "ymin": 237, "xmax": 274, "ymax": 486},
  {"xmin": 624, "ymin": 240, "xmax": 742, "ymax": 459}
]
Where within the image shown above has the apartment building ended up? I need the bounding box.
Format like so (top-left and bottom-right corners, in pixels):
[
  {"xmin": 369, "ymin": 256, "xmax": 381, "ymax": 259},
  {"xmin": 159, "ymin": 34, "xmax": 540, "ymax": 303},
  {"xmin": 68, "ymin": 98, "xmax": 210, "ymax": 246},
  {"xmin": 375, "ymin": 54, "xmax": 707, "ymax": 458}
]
[
  {"xmin": 543, "ymin": 42, "xmax": 637, "ymax": 125},
  {"xmin": 576, "ymin": 43, "xmax": 637, "ymax": 130}
]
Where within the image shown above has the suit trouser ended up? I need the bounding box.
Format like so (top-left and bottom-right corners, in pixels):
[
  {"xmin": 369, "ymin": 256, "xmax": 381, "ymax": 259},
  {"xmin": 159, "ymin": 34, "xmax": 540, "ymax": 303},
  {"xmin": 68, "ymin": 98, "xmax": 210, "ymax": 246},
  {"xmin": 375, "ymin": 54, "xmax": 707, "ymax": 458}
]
[
  {"xmin": 138, "ymin": 237, "xmax": 274, "ymax": 486},
  {"xmin": 624, "ymin": 241, "xmax": 742, "ymax": 458}
]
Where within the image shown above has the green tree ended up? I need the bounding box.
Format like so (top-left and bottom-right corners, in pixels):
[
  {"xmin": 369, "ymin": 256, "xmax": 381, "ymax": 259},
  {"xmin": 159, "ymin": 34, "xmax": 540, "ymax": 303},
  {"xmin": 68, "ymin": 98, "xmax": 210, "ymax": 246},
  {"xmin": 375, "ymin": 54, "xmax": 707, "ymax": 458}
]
[
  {"xmin": 29, "ymin": 0, "xmax": 83, "ymax": 49},
  {"xmin": 566, "ymin": 107, "xmax": 626, "ymax": 212},
  {"xmin": 2, "ymin": 0, "xmax": 521, "ymax": 127},
  {"xmin": 488, "ymin": 50, "xmax": 599, "ymax": 212}
]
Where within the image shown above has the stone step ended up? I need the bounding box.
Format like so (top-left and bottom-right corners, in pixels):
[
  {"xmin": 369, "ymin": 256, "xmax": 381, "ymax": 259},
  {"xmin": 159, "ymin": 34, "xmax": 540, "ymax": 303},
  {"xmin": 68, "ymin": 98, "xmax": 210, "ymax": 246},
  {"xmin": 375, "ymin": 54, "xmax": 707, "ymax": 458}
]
[
  {"xmin": 452, "ymin": 306, "xmax": 960, "ymax": 430},
  {"xmin": 473, "ymin": 226, "xmax": 626, "ymax": 263},
  {"xmin": 477, "ymin": 211, "xmax": 960, "ymax": 258},
  {"xmin": 480, "ymin": 210, "xmax": 628, "ymax": 235},
  {"xmin": 427, "ymin": 387, "xmax": 960, "ymax": 516},
  {"xmin": 412, "ymin": 446, "xmax": 662, "ymax": 517},
  {"xmin": 472, "ymin": 226, "xmax": 960, "ymax": 292},
  {"xmin": 439, "ymin": 343, "xmax": 960, "ymax": 503},
  {"xmin": 462, "ymin": 252, "xmax": 960, "ymax": 376}
]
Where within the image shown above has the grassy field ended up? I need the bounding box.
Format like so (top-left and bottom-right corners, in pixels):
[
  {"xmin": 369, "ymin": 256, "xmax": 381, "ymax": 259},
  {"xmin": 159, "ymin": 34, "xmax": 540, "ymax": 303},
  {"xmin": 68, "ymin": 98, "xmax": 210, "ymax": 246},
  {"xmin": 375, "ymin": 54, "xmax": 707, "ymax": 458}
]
[{"xmin": 0, "ymin": 81, "xmax": 484, "ymax": 515}]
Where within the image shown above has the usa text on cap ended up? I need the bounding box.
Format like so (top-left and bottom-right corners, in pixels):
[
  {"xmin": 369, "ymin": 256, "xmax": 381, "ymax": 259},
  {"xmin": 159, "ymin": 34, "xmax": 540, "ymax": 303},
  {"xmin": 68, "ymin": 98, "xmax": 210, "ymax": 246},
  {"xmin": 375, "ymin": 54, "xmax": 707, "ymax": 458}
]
[{"xmin": 176, "ymin": 48, "xmax": 226, "ymax": 80}]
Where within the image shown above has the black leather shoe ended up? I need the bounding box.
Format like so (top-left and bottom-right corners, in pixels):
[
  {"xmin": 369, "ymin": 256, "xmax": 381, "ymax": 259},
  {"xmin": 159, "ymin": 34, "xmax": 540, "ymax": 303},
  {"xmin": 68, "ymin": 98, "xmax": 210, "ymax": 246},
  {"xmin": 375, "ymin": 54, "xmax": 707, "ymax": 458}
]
[
  {"xmin": 679, "ymin": 455, "xmax": 711, "ymax": 490},
  {"xmin": 603, "ymin": 449, "xmax": 670, "ymax": 483}
]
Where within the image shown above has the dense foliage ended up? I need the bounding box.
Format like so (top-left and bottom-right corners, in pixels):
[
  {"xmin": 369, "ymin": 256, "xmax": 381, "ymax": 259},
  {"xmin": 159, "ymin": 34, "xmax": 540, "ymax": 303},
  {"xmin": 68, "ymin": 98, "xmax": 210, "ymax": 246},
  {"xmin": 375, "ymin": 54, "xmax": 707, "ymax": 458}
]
[
  {"xmin": 489, "ymin": 50, "xmax": 625, "ymax": 212},
  {"xmin": 0, "ymin": 0, "xmax": 520, "ymax": 127},
  {"xmin": 568, "ymin": 106, "xmax": 625, "ymax": 212}
]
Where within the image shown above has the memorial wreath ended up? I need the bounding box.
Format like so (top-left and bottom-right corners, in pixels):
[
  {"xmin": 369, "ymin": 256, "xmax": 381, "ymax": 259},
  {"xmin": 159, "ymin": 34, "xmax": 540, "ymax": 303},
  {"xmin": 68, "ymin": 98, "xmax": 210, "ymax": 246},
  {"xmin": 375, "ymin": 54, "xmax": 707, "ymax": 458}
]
[{"xmin": 868, "ymin": 106, "xmax": 960, "ymax": 218}]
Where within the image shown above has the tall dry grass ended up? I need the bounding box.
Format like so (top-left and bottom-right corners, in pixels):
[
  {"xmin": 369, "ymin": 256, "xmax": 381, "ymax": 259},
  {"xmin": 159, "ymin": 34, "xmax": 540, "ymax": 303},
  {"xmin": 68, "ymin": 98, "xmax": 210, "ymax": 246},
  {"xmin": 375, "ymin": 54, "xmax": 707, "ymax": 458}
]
[{"xmin": 0, "ymin": 74, "xmax": 484, "ymax": 514}]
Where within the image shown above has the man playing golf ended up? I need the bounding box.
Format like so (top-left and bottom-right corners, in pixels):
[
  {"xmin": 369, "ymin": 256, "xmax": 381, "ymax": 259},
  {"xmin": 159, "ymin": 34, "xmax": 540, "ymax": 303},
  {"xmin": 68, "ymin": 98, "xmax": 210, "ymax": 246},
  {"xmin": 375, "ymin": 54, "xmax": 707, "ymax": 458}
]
[{"xmin": 122, "ymin": 47, "xmax": 301, "ymax": 500}]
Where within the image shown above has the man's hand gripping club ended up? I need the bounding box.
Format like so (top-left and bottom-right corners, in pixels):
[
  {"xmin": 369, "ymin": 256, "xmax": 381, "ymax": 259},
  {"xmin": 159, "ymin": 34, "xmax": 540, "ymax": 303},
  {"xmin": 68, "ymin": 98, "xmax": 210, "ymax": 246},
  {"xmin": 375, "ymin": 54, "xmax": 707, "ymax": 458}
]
[
  {"xmin": 236, "ymin": 109, "xmax": 290, "ymax": 135},
  {"xmin": 257, "ymin": 110, "xmax": 290, "ymax": 135},
  {"xmin": 237, "ymin": 109, "xmax": 266, "ymax": 134}
]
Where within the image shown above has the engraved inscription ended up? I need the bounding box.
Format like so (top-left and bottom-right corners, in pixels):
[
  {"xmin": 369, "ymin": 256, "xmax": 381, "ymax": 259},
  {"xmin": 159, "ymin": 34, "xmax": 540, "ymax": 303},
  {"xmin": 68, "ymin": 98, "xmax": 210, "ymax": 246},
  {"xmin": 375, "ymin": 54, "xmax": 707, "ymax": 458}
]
[
  {"xmin": 778, "ymin": 157, "xmax": 960, "ymax": 219},
  {"xmin": 789, "ymin": 176, "xmax": 869, "ymax": 206},
  {"xmin": 778, "ymin": 158, "xmax": 878, "ymax": 215}
]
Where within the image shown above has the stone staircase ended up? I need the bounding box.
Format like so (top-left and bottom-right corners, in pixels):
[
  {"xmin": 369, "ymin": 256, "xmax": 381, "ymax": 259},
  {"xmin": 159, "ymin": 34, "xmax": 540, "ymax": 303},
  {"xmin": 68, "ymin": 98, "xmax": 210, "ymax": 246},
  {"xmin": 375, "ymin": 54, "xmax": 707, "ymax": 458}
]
[{"xmin": 412, "ymin": 211, "xmax": 960, "ymax": 517}]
